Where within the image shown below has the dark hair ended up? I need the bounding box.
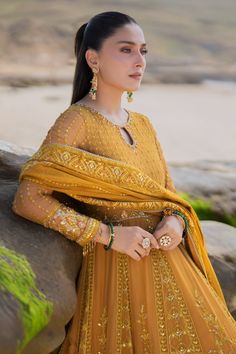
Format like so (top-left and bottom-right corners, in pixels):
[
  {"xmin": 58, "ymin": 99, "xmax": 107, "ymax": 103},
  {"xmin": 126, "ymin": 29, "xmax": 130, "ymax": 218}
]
[{"xmin": 70, "ymin": 11, "xmax": 137, "ymax": 105}]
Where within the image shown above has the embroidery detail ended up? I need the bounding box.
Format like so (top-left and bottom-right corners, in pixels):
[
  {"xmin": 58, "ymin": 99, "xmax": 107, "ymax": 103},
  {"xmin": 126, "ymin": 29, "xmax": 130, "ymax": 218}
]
[
  {"xmin": 19, "ymin": 144, "xmax": 191, "ymax": 224},
  {"xmin": 43, "ymin": 204, "xmax": 100, "ymax": 251},
  {"xmin": 116, "ymin": 253, "xmax": 133, "ymax": 353},
  {"xmin": 180, "ymin": 244, "xmax": 236, "ymax": 331},
  {"xmin": 137, "ymin": 304, "xmax": 151, "ymax": 353},
  {"xmin": 73, "ymin": 103, "xmax": 132, "ymax": 129},
  {"xmin": 151, "ymin": 250, "xmax": 203, "ymax": 353},
  {"xmin": 97, "ymin": 306, "xmax": 108, "ymax": 354},
  {"xmin": 18, "ymin": 140, "xmax": 226, "ymax": 299},
  {"xmin": 194, "ymin": 289, "xmax": 236, "ymax": 353},
  {"xmin": 78, "ymin": 249, "xmax": 95, "ymax": 353}
]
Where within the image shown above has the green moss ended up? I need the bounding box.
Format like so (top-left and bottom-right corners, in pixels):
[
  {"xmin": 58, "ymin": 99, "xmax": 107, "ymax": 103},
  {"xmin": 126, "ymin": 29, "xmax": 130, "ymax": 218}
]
[
  {"xmin": 221, "ymin": 213, "xmax": 236, "ymax": 228},
  {"xmin": 0, "ymin": 245, "xmax": 53, "ymax": 353},
  {"xmin": 178, "ymin": 191, "xmax": 236, "ymax": 227}
]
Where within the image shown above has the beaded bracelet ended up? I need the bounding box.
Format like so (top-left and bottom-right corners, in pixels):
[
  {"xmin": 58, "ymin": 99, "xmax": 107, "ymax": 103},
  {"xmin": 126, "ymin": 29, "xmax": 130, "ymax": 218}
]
[
  {"xmin": 104, "ymin": 222, "xmax": 115, "ymax": 251},
  {"xmin": 161, "ymin": 208, "xmax": 189, "ymax": 238}
]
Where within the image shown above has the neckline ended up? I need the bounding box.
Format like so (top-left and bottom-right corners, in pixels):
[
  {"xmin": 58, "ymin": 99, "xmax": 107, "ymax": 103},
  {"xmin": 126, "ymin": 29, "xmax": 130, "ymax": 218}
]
[{"xmin": 72, "ymin": 103, "xmax": 132, "ymax": 128}]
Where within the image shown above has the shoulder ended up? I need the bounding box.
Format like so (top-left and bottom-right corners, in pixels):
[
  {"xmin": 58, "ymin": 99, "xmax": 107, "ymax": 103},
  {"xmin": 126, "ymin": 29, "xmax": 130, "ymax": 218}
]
[
  {"xmin": 130, "ymin": 109, "xmax": 152, "ymax": 124},
  {"xmin": 130, "ymin": 110, "xmax": 156, "ymax": 134},
  {"xmin": 41, "ymin": 104, "xmax": 86, "ymax": 147}
]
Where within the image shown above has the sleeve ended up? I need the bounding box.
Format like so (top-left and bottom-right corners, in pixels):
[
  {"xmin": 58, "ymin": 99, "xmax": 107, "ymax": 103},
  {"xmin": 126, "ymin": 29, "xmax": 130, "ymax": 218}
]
[
  {"xmin": 141, "ymin": 113, "xmax": 176, "ymax": 193},
  {"xmin": 155, "ymin": 137, "xmax": 177, "ymax": 193},
  {"xmin": 12, "ymin": 108, "xmax": 101, "ymax": 255}
]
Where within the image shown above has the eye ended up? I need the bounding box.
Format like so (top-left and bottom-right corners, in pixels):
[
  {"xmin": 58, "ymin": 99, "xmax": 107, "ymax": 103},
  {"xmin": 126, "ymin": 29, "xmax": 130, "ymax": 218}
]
[
  {"xmin": 141, "ymin": 48, "xmax": 148, "ymax": 55},
  {"xmin": 120, "ymin": 47, "xmax": 148, "ymax": 55},
  {"xmin": 120, "ymin": 47, "xmax": 131, "ymax": 53}
]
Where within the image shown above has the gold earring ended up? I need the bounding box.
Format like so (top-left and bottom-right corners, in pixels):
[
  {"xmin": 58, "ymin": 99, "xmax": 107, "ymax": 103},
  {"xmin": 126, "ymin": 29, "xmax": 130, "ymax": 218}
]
[
  {"xmin": 126, "ymin": 91, "xmax": 134, "ymax": 103},
  {"xmin": 89, "ymin": 68, "xmax": 98, "ymax": 100}
]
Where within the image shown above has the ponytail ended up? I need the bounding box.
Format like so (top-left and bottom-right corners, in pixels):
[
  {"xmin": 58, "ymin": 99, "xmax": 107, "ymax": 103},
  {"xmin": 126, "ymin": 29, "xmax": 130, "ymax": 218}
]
[
  {"xmin": 74, "ymin": 23, "xmax": 87, "ymax": 57},
  {"xmin": 70, "ymin": 23, "xmax": 92, "ymax": 105}
]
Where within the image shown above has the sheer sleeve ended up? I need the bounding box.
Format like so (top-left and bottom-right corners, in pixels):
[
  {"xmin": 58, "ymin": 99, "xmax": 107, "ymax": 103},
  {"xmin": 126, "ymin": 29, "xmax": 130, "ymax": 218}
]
[
  {"xmin": 12, "ymin": 108, "xmax": 101, "ymax": 255},
  {"xmin": 154, "ymin": 136, "xmax": 177, "ymax": 193},
  {"xmin": 141, "ymin": 113, "xmax": 176, "ymax": 193}
]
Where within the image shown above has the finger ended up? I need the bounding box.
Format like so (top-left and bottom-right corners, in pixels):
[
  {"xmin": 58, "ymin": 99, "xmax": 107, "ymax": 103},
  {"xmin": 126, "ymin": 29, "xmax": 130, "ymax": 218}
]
[
  {"xmin": 137, "ymin": 229, "xmax": 159, "ymax": 249},
  {"xmin": 135, "ymin": 244, "xmax": 147, "ymax": 258},
  {"xmin": 165, "ymin": 233, "xmax": 181, "ymax": 247},
  {"xmin": 130, "ymin": 250, "xmax": 142, "ymax": 261},
  {"xmin": 163, "ymin": 243, "xmax": 178, "ymax": 251},
  {"xmin": 154, "ymin": 224, "xmax": 169, "ymax": 240},
  {"xmin": 167, "ymin": 237, "xmax": 182, "ymax": 251}
]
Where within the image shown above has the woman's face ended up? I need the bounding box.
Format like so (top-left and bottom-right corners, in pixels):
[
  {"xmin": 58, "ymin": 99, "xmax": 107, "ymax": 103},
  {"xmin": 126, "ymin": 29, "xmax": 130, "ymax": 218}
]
[{"xmin": 86, "ymin": 23, "xmax": 147, "ymax": 92}]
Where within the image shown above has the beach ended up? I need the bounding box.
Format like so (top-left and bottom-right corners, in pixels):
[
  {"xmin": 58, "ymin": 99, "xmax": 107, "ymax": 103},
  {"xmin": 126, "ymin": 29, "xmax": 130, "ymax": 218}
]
[{"xmin": 1, "ymin": 82, "xmax": 235, "ymax": 163}]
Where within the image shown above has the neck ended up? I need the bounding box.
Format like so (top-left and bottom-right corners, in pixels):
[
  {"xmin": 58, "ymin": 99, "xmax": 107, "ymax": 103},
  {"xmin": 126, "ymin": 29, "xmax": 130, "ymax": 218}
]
[{"xmin": 79, "ymin": 79, "xmax": 126, "ymax": 119}]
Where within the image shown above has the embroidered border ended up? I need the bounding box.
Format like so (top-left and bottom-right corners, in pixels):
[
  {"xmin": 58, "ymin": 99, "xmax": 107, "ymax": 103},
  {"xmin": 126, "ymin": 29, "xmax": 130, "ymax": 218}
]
[
  {"xmin": 97, "ymin": 306, "xmax": 108, "ymax": 354},
  {"xmin": 194, "ymin": 289, "xmax": 236, "ymax": 353},
  {"xmin": 78, "ymin": 248, "xmax": 95, "ymax": 353},
  {"xmin": 116, "ymin": 253, "xmax": 133, "ymax": 353},
  {"xmin": 151, "ymin": 250, "xmax": 204, "ymax": 353},
  {"xmin": 137, "ymin": 304, "xmax": 151, "ymax": 353}
]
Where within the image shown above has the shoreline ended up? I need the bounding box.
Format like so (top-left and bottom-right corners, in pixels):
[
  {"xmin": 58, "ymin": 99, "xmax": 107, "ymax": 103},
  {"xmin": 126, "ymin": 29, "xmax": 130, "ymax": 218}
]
[
  {"xmin": 1, "ymin": 63, "xmax": 236, "ymax": 88},
  {"xmin": 1, "ymin": 82, "xmax": 236, "ymax": 163}
]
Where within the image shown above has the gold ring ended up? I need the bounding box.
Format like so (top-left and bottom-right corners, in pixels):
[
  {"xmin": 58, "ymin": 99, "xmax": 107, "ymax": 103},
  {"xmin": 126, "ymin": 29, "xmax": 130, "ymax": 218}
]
[
  {"xmin": 142, "ymin": 237, "xmax": 151, "ymax": 249},
  {"xmin": 159, "ymin": 234, "xmax": 172, "ymax": 247}
]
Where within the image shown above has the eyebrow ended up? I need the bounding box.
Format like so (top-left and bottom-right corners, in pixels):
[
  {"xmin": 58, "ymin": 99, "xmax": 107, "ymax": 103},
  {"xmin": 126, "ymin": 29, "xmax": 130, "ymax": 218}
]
[{"xmin": 116, "ymin": 40, "xmax": 147, "ymax": 46}]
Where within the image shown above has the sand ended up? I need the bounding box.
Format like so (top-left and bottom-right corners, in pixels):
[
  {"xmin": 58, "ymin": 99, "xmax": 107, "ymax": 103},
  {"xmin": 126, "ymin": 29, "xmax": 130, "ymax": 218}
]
[{"xmin": 0, "ymin": 82, "xmax": 235, "ymax": 163}]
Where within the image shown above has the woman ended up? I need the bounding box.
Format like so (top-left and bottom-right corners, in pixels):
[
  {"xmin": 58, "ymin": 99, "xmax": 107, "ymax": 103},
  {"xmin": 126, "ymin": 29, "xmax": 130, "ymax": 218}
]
[{"xmin": 12, "ymin": 11, "xmax": 236, "ymax": 353}]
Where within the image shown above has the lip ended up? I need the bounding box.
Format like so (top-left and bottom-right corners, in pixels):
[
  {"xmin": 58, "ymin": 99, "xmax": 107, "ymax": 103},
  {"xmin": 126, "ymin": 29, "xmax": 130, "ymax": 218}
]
[{"xmin": 129, "ymin": 73, "xmax": 142, "ymax": 80}]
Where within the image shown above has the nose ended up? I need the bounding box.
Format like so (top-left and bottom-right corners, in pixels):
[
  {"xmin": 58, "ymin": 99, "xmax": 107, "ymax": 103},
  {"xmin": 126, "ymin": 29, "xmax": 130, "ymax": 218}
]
[{"xmin": 135, "ymin": 52, "xmax": 146, "ymax": 69}]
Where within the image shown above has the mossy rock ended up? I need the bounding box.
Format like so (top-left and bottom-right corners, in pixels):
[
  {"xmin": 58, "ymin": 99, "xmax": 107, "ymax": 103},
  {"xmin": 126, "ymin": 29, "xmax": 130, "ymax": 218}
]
[{"xmin": 0, "ymin": 148, "xmax": 83, "ymax": 354}]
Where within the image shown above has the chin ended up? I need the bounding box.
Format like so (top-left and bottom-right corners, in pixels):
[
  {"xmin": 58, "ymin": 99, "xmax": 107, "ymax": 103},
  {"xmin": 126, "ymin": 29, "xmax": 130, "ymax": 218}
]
[{"xmin": 125, "ymin": 84, "xmax": 141, "ymax": 92}]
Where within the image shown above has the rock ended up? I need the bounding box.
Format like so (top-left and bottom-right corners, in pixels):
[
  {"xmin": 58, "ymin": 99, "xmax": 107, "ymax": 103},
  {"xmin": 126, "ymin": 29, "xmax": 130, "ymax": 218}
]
[
  {"xmin": 0, "ymin": 145, "xmax": 83, "ymax": 353},
  {"xmin": 170, "ymin": 160, "xmax": 236, "ymax": 218},
  {"xmin": 0, "ymin": 139, "xmax": 36, "ymax": 157},
  {"xmin": 201, "ymin": 220, "xmax": 236, "ymax": 318}
]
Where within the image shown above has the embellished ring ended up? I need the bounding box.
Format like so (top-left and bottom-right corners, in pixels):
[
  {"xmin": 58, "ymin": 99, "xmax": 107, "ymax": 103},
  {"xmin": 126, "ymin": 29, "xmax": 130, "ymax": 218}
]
[
  {"xmin": 142, "ymin": 237, "xmax": 151, "ymax": 249},
  {"xmin": 159, "ymin": 234, "xmax": 172, "ymax": 247}
]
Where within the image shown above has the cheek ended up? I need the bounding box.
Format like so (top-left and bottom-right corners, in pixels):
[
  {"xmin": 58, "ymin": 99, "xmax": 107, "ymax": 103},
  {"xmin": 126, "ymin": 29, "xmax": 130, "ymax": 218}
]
[
  {"xmin": 101, "ymin": 52, "xmax": 129, "ymax": 72},
  {"xmin": 110, "ymin": 52, "xmax": 129, "ymax": 63},
  {"xmin": 100, "ymin": 54, "xmax": 128, "ymax": 81},
  {"xmin": 100, "ymin": 67, "xmax": 125, "ymax": 86}
]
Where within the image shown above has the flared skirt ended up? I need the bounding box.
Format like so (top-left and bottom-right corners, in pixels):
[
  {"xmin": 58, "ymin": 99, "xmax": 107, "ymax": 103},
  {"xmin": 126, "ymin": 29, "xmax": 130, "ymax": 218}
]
[{"xmin": 59, "ymin": 242, "xmax": 236, "ymax": 353}]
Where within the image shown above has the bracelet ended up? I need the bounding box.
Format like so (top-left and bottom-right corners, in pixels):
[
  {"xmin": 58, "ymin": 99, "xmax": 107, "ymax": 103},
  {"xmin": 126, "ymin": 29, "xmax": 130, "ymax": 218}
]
[
  {"xmin": 161, "ymin": 208, "xmax": 189, "ymax": 238},
  {"xmin": 172, "ymin": 214, "xmax": 185, "ymax": 229},
  {"xmin": 104, "ymin": 222, "xmax": 115, "ymax": 251}
]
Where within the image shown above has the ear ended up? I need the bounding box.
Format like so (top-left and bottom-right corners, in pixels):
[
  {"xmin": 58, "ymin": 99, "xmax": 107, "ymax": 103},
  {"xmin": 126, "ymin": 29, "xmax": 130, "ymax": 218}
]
[{"xmin": 85, "ymin": 49, "xmax": 99, "ymax": 71}]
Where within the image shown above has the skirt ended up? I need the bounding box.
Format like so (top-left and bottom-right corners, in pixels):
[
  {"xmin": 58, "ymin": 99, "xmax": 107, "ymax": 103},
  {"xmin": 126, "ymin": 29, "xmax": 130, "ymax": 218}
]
[{"xmin": 58, "ymin": 238, "xmax": 236, "ymax": 353}]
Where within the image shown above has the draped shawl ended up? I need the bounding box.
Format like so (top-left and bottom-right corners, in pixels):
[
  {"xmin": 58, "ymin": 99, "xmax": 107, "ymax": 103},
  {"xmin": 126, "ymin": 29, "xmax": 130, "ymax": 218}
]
[{"xmin": 19, "ymin": 143, "xmax": 225, "ymax": 304}]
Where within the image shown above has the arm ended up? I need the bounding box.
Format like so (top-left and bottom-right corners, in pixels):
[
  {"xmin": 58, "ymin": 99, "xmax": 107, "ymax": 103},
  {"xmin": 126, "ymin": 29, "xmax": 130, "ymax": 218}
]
[
  {"xmin": 12, "ymin": 108, "xmax": 110, "ymax": 255},
  {"xmin": 154, "ymin": 136, "xmax": 176, "ymax": 193},
  {"xmin": 142, "ymin": 113, "xmax": 176, "ymax": 193}
]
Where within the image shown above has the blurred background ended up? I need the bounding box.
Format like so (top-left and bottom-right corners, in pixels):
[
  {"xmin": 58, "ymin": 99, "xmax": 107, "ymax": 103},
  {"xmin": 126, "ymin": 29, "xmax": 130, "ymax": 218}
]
[
  {"xmin": 1, "ymin": 4, "xmax": 236, "ymax": 352},
  {"xmin": 0, "ymin": 0, "xmax": 236, "ymax": 162}
]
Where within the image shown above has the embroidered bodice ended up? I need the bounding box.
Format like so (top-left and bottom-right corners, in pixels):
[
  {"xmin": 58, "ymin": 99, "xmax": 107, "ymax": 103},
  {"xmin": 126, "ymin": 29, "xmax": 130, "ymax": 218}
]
[{"xmin": 12, "ymin": 103, "xmax": 176, "ymax": 246}]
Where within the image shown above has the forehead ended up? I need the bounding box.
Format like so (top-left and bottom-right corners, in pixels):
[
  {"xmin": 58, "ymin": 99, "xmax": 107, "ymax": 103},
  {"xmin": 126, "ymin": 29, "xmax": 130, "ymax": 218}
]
[{"xmin": 104, "ymin": 23, "xmax": 146, "ymax": 46}]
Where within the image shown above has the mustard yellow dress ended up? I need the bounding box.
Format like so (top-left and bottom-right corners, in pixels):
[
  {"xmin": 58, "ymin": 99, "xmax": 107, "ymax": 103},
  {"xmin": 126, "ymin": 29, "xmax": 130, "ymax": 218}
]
[
  {"xmin": 14, "ymin": 103, "xmax": 236, "ymax": 353},
  {"xmin": 56, "ymin": 104, "xmax": 236, "ymax": 353}
]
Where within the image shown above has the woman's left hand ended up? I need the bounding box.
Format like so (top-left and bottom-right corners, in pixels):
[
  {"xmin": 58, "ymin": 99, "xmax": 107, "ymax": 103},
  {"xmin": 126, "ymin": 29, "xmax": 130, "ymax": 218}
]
[{"xmin": 152, "ymin": 215, "xmax": 184, "ymax": 251}]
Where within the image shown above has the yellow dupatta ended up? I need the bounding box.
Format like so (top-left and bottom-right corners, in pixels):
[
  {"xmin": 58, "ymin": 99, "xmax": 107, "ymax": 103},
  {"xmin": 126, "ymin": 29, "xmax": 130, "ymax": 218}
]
[{"xmin": 19, "ymin": 142, "xmax": 226, "ymax": 304}]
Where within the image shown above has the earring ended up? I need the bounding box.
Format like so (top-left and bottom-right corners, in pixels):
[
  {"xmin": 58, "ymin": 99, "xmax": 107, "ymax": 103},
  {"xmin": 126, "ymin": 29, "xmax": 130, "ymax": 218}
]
[
  {"xmin": 89, "ymin": 68, "xmax": 98, "ymax": 100},
  {"xmin": 126, "ymin": 91, "xmax": 134, "ymax": 103}
]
